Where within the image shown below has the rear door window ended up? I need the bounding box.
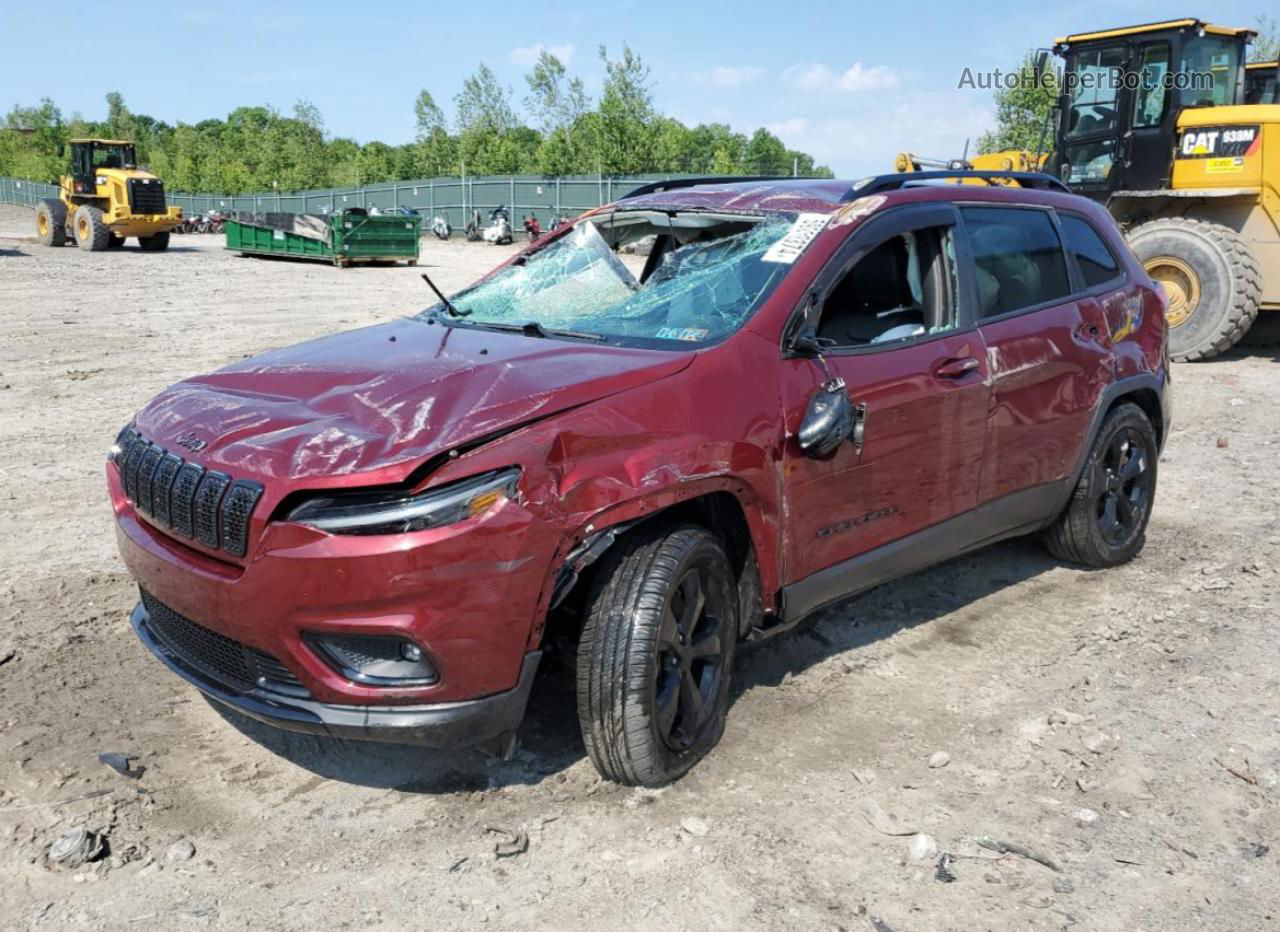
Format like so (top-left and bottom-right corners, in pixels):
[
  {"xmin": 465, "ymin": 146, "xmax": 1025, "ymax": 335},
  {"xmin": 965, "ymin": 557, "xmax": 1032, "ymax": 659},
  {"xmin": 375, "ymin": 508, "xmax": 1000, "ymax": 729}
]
[
  {"xmin": 1059, "ymin": 214, "xmax": 1122, "ymax": 289},
  {"xmin": 961, "ymin": 207, "xmax": 1072, "ymax": 318}
]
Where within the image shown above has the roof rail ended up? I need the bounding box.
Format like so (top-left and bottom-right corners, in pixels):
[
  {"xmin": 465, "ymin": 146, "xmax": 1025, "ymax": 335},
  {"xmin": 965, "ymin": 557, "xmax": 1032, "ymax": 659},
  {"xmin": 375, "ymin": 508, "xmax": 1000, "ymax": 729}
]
[
  {"xmin": 623, "ymin": 175, "xmax": 799, "ymax": 200},
  {"xmin": 845, "ymin": 171, "xmax": 1072, "ymax": 199}
]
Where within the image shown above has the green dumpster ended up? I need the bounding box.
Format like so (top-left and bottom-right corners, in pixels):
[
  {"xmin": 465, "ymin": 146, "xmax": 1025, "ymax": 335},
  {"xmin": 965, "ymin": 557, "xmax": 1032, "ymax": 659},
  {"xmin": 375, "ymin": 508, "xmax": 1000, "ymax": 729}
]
[{"xmin": 224, "ymin": 209, "xmax": 420, "ymax": 267}]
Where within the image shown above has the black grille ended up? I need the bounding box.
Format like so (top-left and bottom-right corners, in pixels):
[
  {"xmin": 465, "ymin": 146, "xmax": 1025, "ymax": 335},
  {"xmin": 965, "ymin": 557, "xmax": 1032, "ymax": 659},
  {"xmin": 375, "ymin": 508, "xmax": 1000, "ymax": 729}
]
[
  {"xmin": 135, "ymin": 445, "xmax": 165, "ymax": 514},
  {"xmin": 141, "ymin": 590, "xmax": 307, "ymax": 696},
  {"xmin": 194, "ymin": 472, "xmax": 231, "ymax": 549},
  {"xmin": 220, "ymin": 480, "xmax": 264, "ymax": 558},
  {"xmin": 169, "ymin": 462, "xmax": 206, "ymax": 538},
  {"xmin": 127, "ymin": 178, "xmax": 167, "ymax": 215},
  {"xmin": 111, "ymin": 430, "xmax": 263, "ymax": 558},
  {"xmin": 150, "ymin": 453, "xmax": 183, "ymax": 527},
  {"xmin": 123, "ymin": 438, "xmax": 149, "ymax": 502}
]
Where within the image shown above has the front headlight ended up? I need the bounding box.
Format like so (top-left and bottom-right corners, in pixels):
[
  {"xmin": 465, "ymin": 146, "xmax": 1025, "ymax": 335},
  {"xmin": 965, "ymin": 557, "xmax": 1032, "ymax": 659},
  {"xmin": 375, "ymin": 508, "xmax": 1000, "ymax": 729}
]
[{"xmin": 287, "ymin": 468, "xmax": 520, "ymax": 535}]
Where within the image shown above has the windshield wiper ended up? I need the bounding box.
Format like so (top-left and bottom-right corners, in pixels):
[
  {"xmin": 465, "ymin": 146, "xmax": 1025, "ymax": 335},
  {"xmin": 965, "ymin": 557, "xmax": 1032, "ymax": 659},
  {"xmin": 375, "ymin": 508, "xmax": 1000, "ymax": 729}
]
[
  {"xmin": 467, "ymin": 320, "xmax": 606, "ymax": 342},
  {"xmin": 420, "ymin": 272, "xmax": 469, "ymax": 317}
]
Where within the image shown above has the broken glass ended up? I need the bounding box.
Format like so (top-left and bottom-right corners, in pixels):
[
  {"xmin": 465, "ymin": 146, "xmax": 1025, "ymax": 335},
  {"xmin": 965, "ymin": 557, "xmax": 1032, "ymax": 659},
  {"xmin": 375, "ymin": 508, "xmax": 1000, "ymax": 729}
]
[{"xmin": 419, "ymin": 214, "xmax": 798, "ymax": 347}]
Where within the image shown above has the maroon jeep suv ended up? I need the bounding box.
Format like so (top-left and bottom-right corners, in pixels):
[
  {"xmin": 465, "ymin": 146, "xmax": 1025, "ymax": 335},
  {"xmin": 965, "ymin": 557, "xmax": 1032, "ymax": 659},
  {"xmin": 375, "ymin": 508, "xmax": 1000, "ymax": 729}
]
[{"xmin": 109, "ymin": 174, "xmax": 1169, "ymax": 786}]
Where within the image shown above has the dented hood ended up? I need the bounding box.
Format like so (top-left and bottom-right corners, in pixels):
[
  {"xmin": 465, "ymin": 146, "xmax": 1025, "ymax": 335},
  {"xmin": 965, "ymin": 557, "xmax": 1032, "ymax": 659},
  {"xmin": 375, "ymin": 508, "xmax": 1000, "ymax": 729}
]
[{"xmin": 134, "ymin": 318, "xmax": 692, "ymax": 481}]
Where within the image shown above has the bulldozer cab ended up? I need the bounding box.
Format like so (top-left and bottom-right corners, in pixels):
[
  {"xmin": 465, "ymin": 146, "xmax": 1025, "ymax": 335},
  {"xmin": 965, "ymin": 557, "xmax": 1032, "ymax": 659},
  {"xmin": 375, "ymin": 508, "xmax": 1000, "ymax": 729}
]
[
  {"xmin": 68, "ymin": 139, "xmax": 137, "ymax": 192},
  {"xmin": 1245, "ymin": 60, "xmax": 1279, "ymax": 104},
  {"xmin": 1049, "ymin": 19, "xmax": 1255, "ymax": 198}
]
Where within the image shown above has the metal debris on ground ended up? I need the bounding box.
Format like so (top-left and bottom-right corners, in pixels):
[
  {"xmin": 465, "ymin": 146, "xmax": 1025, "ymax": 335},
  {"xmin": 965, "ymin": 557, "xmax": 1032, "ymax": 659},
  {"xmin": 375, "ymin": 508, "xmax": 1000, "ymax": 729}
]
[
  {"xmin": 1214, "ymin": 757, "xmax": 1258, "ymax": 785},
  {"xmin": 48, "ymin": 828, "xmax": 106, "ymax": 869},
  {"xmin": 98, "ymin": 752, "xmax": 144, "ymax": 779},
  {"xmin": 485, "ymin": 825, "xmax": 528, "ymax": 858},
  {"xmin": 976, "ymin": 837, "xmax": 1062, "ymax": 873},
  {"xmin": 935, "ymin": 852, "xmax": 957, "ymax": 883}
]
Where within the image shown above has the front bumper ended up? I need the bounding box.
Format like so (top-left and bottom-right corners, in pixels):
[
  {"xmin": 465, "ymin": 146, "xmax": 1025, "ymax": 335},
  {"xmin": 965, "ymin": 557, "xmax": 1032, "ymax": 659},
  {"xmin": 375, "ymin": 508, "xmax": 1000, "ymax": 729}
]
[{"xmin": 132, "ymin": 600, "xmax": 541, "ymax": 747}]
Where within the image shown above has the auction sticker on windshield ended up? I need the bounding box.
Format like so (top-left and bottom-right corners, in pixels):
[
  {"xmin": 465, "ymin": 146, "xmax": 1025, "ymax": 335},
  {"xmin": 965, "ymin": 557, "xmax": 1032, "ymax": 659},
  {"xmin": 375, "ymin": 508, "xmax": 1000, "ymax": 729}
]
[{"xmin": 762, "ymin": 213, "xmax": 828, "ymax": 264}]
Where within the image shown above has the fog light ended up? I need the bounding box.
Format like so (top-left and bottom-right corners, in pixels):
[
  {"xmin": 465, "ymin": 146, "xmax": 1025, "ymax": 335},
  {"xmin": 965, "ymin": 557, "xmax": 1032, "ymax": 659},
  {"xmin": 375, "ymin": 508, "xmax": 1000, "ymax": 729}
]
[{"xmin": 306, "ymin": 634, "xmax": 438, "ymax": 687}]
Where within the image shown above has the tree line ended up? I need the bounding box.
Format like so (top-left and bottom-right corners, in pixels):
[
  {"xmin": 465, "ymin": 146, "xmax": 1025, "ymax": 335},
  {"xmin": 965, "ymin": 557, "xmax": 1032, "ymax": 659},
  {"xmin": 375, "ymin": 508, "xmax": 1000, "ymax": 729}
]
[{"xmin": 0, "ymin": 45, "xmax": 831, "ymax": 194}]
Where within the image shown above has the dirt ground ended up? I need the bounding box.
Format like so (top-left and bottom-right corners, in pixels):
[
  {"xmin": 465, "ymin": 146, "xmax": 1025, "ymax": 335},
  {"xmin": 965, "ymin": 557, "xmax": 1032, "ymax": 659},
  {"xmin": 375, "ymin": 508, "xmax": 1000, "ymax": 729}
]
[{"xmin": 1, "ymin": 201, "xmax": 1278, "ymax": 931}]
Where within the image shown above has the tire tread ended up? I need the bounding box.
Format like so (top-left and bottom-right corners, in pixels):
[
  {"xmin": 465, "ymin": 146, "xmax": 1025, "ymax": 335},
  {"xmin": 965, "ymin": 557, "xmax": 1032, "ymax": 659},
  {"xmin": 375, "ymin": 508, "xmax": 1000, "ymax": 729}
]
[{"xmin": 1128, "ymin": 216, "xmax": 1261, "ymax": 361}]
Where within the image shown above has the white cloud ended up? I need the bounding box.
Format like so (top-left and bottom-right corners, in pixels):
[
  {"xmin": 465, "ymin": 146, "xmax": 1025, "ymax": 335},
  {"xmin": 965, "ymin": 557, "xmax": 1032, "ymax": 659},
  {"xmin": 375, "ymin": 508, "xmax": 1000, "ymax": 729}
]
[
  {"xmin": 509, "ymin": 43, "xmax": 575, "ymax": 66},
  {"xmin": 783, "ymin": 61, "xmax": 902, "ymax": 93},
  {"xmin": 695, "ymin": 66, "xmax": 765, "ymax": 88},
  {"xmin": 764, "ymin": 91, "xmax": 995, "ymax": 176},
  {"xmin": 766, "ymin": 117, "xmax": 810, "ymax": 137}
]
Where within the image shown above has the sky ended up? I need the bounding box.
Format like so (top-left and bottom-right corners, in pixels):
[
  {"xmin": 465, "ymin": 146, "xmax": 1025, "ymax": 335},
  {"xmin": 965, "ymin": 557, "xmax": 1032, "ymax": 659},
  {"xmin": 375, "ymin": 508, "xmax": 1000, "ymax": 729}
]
[{"xmin": 1, "ymin": 0, "xmax": 1272, "ymax": 177}]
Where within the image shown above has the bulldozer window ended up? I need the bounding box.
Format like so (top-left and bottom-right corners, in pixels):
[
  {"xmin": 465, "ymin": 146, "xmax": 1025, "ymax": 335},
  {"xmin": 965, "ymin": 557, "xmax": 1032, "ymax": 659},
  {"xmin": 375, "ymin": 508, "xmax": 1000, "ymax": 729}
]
[
  {"xmin": 92, "ymin": 145, "xmax": 135, "ymax": 170},
  {"xmin": 1066, "ymin": 46, "xmax": 1126, "ymax": 139},
  {"xmin": 815, "ymin": 226, "xmax": 958, "ymax": 348},
  {"xmin": 1180, "ymin": 36, "xmax": 1242, "ymax": 107},
  {"xmin": 1131, "ymin": 43, "xmax": 1171, "ymax": 128}
]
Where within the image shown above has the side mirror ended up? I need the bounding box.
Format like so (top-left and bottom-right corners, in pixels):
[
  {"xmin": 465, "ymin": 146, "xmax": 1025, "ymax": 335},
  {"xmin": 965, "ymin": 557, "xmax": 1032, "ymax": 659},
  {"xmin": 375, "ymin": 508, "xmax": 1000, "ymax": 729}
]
[
  {"xmin": 1034, "ymin": 50, "xmax": 1050, "ymax": 76},
  {"xmin": 798, "ymin": 377, "xmax": 855, "ymax": 458}
]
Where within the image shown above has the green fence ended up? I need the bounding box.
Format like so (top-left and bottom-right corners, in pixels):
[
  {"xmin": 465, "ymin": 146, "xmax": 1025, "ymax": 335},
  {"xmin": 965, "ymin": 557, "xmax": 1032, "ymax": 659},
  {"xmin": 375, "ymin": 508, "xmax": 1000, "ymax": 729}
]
[{"xmin": 0, "ymin": 173, "xmax": 689, "ymax": 227}]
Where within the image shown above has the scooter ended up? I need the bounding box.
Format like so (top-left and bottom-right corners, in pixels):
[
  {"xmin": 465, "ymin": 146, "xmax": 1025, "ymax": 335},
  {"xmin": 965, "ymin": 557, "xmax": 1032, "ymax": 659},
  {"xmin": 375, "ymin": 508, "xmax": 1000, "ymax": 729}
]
[
  {"xmin": 431, "ymin": 215, "xmax": 452, "ymax": 241},
  {"xmin": 523, "ymin": 213, "xmax": 543, "ymax": 241}
]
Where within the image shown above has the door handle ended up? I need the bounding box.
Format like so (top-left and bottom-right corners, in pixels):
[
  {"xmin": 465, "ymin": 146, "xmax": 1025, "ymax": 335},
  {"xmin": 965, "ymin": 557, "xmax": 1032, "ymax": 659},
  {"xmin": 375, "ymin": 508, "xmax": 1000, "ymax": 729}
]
[
  {"xmin": 1077, "ymin": 322, "xmax": 1102, "ymax": 341},
  {"xmin": 934, "ymin": 357, "xmax": 980, "ymax": 379}
]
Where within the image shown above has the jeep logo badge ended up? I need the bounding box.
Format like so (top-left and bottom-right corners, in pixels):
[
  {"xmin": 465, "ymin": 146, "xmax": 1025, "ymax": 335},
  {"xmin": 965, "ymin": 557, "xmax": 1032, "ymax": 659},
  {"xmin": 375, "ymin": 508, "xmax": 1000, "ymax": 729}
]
[{"xmin": 175, "ymin": 431, "xmax": 207, "ymax": 452}]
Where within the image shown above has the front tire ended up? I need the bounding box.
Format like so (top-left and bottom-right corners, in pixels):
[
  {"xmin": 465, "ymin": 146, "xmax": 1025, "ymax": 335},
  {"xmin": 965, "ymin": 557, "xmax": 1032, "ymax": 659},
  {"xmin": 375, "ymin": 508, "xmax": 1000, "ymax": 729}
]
[
  {"xmin": 1127, "ymin": 217, "xmax": 1261, "ymax": 361},
  {"xmin": 1042, "ymin": 403, "xmax": 1158, "ymax": 568},
  {"xmin": 36, "ymin": 199, "xmax": 67, "ymax": 246},
  {"xmin": 577, "ymin": 524, "xmax": 737, "ymax": 786},
  {"xmin": 73, "ymin": 205, "xmax": 111, "ymax": 251},
  {"xmin": 138, "ymin": 232, "xmax": 170, "ymax": 252}
]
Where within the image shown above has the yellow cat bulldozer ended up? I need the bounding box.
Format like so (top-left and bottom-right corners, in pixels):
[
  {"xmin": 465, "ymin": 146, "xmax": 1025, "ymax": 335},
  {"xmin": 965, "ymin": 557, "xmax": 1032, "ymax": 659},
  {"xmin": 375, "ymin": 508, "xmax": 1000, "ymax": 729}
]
[
  {"xmin": 35, "ymin": 139, "xmax": 182, "ymax": 252},
  {"xmin": 899, "ymin": 19, "xmax": 1280, "ymax": 360}
]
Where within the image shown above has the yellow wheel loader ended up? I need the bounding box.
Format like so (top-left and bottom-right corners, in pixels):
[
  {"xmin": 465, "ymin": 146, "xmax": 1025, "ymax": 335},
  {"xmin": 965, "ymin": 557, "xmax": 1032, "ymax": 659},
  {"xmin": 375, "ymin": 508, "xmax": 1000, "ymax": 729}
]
[
  {"xmin": 35, "ymin": 139, "xmax": 182, "ymax": 252},
  {"xmin": 898, "ymin": 19, "xmax": 1280, "ymax": 359},
  {"xmin": 894, "ymin": 149, "xmax": 1045, "ymax": 179},
  {"xmin": 1046, "ymin": 19, "xmax": 1280, "ymax": 359}
]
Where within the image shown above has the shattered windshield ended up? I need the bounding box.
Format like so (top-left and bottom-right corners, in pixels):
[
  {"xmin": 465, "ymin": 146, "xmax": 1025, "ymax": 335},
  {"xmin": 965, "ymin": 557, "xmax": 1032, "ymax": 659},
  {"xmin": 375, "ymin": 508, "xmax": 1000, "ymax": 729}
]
[{"xmin": 417, "ymin": 212, "xmax": 804, "ymax": 347}]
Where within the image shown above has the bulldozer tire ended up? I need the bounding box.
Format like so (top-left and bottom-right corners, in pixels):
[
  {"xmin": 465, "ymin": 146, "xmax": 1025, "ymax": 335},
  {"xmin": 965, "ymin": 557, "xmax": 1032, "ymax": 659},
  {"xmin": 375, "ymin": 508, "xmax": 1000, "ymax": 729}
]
[
  {"xmin": 73, "ymin": 205, "xmax": 111, "ymax": 251},
  {"xmin": 108, "ymin": 235, "xmax": 126, "ymax": 249},
  {"xmin": 138, "ymin": 232, "xmax": 171, "ymax": 252},
  {"xmin": 36, "ymin": 199, "xmax": 67, "ymax": 247},
  {"xmin": 1127, "ymin": 217, "xmax": 1261, "ymax": 361}
]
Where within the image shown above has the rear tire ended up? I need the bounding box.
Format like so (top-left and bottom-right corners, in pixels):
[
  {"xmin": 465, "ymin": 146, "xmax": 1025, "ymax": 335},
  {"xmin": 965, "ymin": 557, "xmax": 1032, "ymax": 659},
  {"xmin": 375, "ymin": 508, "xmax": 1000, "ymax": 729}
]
[
  {"xmin": 73, "ymin": 205, "xmax": 111, "ymax": 251},
  {"xmin": 108, "ymin": 235, "xmax": 125, "ymax": 249},
  {"xmin": 36, "ymin": 199, "xmax": 67, "ymax": 246},
  {"xmin": 1127, "ymin": 217, "xmax": 1261, "ymax": 361},
  {"xmin": 138, "ymin": 232, "xmax": 170, "ymax": 252},
  {"xmin": 577, "ymin": 524, "xmax": 737, "ymax": 786},
  {"xmin": 1042, "ymin": 403, "xmax": 1158, "ymax": 568}
]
